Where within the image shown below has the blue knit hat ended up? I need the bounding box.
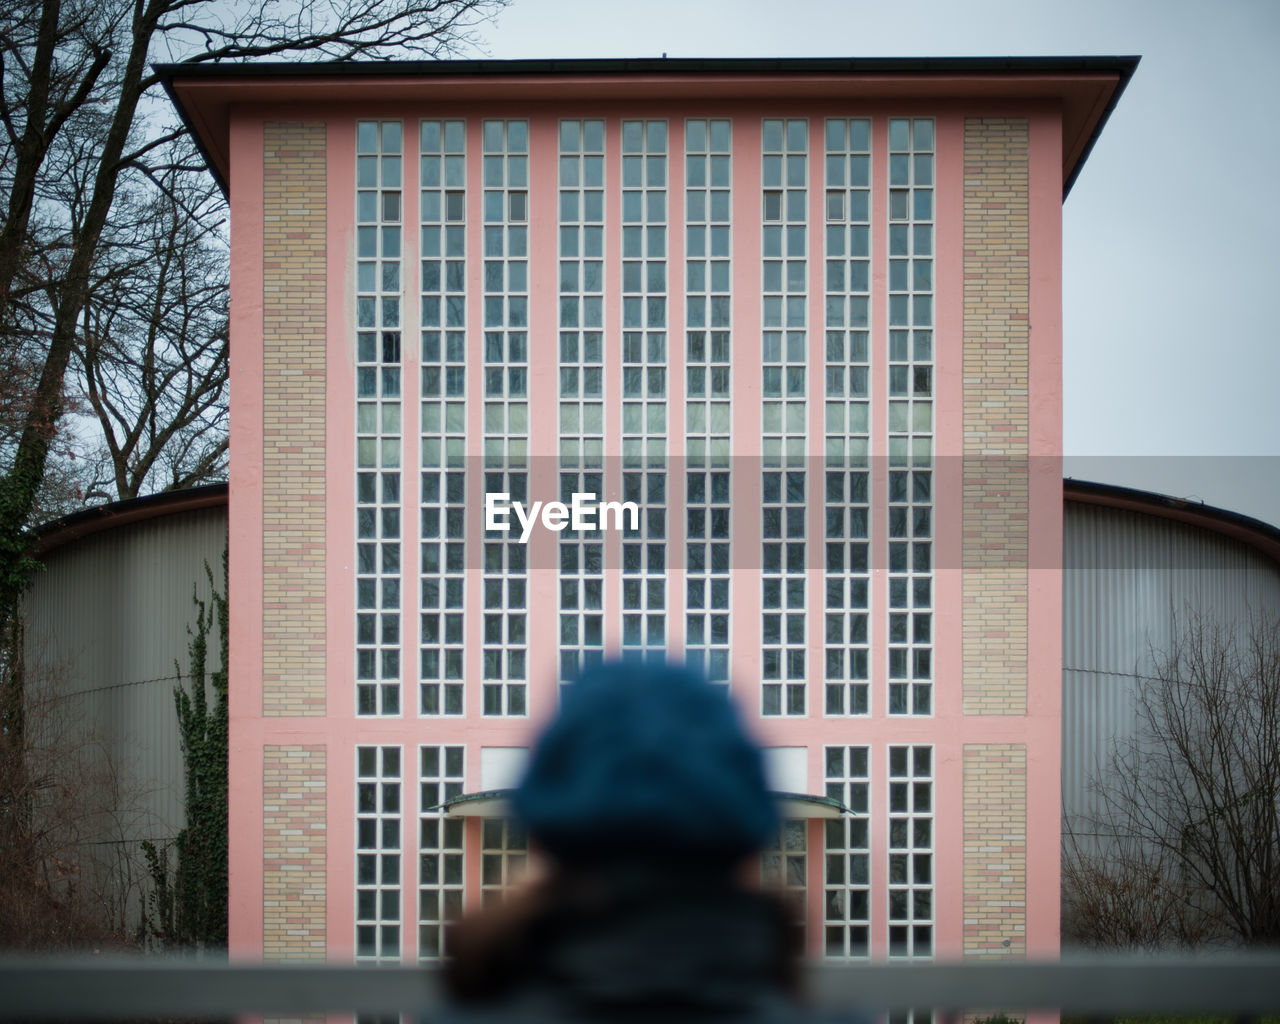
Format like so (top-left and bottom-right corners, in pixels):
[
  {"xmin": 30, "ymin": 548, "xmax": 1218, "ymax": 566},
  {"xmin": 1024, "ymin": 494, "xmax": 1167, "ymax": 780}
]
[{"xmin": 512, "ymin": 660, "xmax": 777, "ymax": 865}]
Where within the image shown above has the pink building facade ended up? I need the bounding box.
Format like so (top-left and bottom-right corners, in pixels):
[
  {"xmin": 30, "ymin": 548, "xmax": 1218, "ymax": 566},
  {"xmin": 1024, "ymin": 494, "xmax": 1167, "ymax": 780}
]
[{"xmin": 163, "ymin": 57, "xmax": 1134, "ymax": 966}]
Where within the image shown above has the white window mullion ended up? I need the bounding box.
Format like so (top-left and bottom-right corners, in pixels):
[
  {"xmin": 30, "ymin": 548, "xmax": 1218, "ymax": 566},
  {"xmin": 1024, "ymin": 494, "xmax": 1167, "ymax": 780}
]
[
  {"xmin": 417, "ymin": 744, "xmax": 464, "ymax": 959},
  {"xmin": 761, "ymin": 118, "xmax": 808, "ymax": 716},
  {"xmin": 683, "ymin": 118, "xmax": 733, "ymax": 685},
  {"xmin": 620, "ymin": 119, "xmax": 669, "ymax": 661},
  {"xmin": 557, "ymin": 119, "xmax": 607, "ymax": 690},
  {"xmin": 481, "ymin": 119, "xmax": 530, "ymax": 716},
  {"xmin": 355, "ymin": 745, "xmax": 402, "ymax": 961},
  {"xmin": 355, "ymin": 120, "xmax": 404, "ymax": 718},
  {"xmin": 419, "ymin": 118, "xmax": 467, "ymax": 717},
  {"xmin": 886, "ymin": 118, "xmax": 935, "ymax": 717},
  {"xmin": 823, "ymin": 118, "xmax": 872, "ymax": 717}
]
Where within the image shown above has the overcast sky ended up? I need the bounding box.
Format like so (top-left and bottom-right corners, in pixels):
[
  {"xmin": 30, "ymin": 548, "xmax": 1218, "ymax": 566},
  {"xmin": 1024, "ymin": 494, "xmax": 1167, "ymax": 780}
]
[{"xmin": 478, "ymin": 0, "xmax": 1280, "ymax": 528}]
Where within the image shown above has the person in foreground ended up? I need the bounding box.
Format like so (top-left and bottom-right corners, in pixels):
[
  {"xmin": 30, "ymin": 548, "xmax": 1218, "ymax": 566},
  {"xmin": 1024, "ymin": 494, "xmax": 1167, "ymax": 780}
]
[{"xmin": 433, "ymin": 660, "xmax": 860, "ymax": 1023}]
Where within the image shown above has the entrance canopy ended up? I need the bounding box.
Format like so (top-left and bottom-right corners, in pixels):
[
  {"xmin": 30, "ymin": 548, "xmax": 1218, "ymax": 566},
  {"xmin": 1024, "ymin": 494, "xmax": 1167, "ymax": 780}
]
[{"xmin": 435, "ymin": 789, "xmax": 849, "ymax": 820}]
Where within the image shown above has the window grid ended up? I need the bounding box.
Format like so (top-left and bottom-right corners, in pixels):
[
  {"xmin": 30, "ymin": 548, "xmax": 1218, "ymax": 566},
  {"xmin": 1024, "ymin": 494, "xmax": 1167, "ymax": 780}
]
[
  {"xmin": 620, "ymin": 120, "xmax": 668, "ymax": 659},
  {"xmin": 761, "ymin": 818, "xmax": 807, "ymax": 951},
  {"xmin": 684, "ymin": 467, "xmax": 731, "ymax": 684},
  {"xmin": 481, "ymin": 119, "xmax": 529, "ymax": 716},
  {"xmin": 557, "ymin": 120, "xmax": 607, "ymax": 687},
  {"xmin": 823, "ymin": 745, "xmax": 870, "ymax": 958},
  {"xmin": 761, "ymin": 119, "xmax": 808, "ymax": 717},
  {"xmin": 888, "ymin": 745, "xmax": 933, "ymax": 958},
  {"xmin": 684, "ymin": 118, "xmax": 732, "ymax": 466},
  {"xmin": 419, "ymin": 470, "xmax": 465, "ymax": 718},
  {"xmin": 482, "ymin": 472, "xmax": 528, "ymax": 717},
  {"xmin": 557, "ymin": 469, "xmax": 604, "ymax": 687},
  {"xmin": 480, "ymin": 818, "xmax": 528, "ymax": 908},
  {"xmin": 823, "ymin": 119, "xmax": 872, "ymax": 717},
  {"xmin": 356, "ymin": 119, "xmax": 404, "ymax": 718},
  {"xmin": 684, "ymin": 119, "xmax": 732, "ymax": 684},
  {"xmin": 761, "ymin": 118, "xmax": 809, "ymax": 467},
  {"xmin": 887, "ymin": 118, "xmax": 935, "ymax": 717},
  {"xmin": 418, "ymin": 745, "xmax": 464, "ymax": 960},
  {"xmin": 762, "ymin": 469, "xmax": 807, "ymax": 716},
  {"xmin": 356, "ymin": 745, "xmax": 402, "ymax": 962},
  {"xmin": 557, "ymin": 119, "xmax": 606, "ymax": 468},
  {"xmin": 419, "ymin": 119, "xmax": 466, "ymax": 718}
]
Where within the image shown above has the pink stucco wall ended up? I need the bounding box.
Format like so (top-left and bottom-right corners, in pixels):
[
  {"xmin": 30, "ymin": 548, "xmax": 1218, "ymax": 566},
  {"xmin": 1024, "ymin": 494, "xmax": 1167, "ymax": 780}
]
[
  {"xmin": 227, "ymin": 109, "xmax": 264, "ymax": 959},
  {"xmin": 226, "ymin": 82, "xmax": 1066, "ymax": 963}
]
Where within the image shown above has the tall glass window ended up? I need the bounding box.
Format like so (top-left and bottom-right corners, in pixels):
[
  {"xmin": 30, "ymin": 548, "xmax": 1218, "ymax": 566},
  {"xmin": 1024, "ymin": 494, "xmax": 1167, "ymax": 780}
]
[
  {"xmin": 887, "ymin": 118, "xmax": 934, "ymax": 717},
  {"xmin": 417, "ymin": 745, "xmax": 464, "ymax": 959},
  {"xmin": 419, "ymin": 119, "xmax": 466, "ymax": 717},
  {"xmin": 558, "ymin": 119, "xmax": 606, "ymax": 688},
  {"xmin": 888, "ymin": 745, "xmax": 933, "ymax": 957},
  {"xmin": 762, "ymin": 818, "xmax": 807, "ymax": 950},
  {"xmin": 823, "ymin": 118, "xmax": 872, "ymax": 717},
  {"xmin": 355, "ymin": 120, "xmax": 404, "ymax": 717},
  {"xmin": 823, "ymin": 745, "xmax": 870, "ymax": 958},
  {"xmin": 481, "ymin": 119, "xmax": 529, "ymax": 716},
  {"xmin": 480, "ymin": 818, "xmax": 528, "ymax": 907},
  {"xmin": 684, "ymin": 118, "xmax": 732, "ymax": 684},
  {"xmin": 355, "ymin": 745, "xmax": 402, "ymax": 961},
  {"xmin": 620, "ymin": 120, "xmax": 668, "ymax": 660},
  {"xmin": 761, "ymin": 118, "xmax": 808, "ymax": 716}
]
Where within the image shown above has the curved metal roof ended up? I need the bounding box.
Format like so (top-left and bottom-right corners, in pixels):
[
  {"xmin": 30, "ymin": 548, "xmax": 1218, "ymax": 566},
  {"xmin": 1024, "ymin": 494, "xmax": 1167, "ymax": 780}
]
[
  {"xmin": 1063, "ymin": 478, "xmax": 1280, "ymax": 566},
  {"xmin": 30, "ymin": 482, "xmax": 228, "ymax": 557}
]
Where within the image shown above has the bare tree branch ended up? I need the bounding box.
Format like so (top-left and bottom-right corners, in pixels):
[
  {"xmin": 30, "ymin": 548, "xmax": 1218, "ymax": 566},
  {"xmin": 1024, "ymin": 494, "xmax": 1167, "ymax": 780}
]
[
  {"xmin": 0, "ymin": 0, "xmax": 506, "ymax": 614},
  {"xmin": 1065, "ymin": 611, "xmax": 1280, "ymax": 948},
  {"xmin": 0, "ymin": 4, "xmax": 505, "ymax": 943}
]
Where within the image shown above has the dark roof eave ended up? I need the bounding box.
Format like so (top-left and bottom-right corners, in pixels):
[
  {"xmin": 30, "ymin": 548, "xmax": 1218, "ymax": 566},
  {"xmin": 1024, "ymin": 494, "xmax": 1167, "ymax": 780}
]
[
  {"xmin": 156, "ymin": 54, "xmax": 1139, "ymax": 201},
  {"xmin": 1061, "ymin": 57, "xmax": 1136, "ymax": 197},
  {"xmin": 155, "ymin": 54, "xmax": 1141, "ymax": 80},
  {"xmin": 159, "ymin": 73, "xmax": 229, "ymax": 196}
]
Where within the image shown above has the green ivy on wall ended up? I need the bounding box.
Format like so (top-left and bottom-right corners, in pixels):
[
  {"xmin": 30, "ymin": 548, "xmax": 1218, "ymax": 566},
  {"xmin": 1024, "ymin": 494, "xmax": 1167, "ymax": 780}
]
[{"xmin": 143, "ymin": 549, "xmax": 228, "ymax": 951}]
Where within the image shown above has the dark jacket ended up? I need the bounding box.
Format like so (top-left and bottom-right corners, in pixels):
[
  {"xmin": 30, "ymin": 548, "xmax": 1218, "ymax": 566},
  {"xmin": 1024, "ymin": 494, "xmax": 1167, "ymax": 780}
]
[{"xmin": 430, "ymin": 869, "xmax": 859, "ymax": 1023}]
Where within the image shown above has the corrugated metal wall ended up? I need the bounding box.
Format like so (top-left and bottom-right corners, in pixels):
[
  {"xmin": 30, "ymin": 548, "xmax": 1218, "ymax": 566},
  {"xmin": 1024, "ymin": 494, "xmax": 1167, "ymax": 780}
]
[
  {"xmin": 1062, "ymin": 500, "xmax": 1280, "ymax": 838},
  {"xmin": 23, "ymin": 505, "xmax": 229, "ymax": 842}
]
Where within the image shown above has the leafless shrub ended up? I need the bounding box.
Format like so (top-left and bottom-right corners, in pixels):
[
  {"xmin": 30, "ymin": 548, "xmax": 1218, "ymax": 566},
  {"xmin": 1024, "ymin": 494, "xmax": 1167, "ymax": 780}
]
[
  {"xmin": 0, "ymin": 629, "xmax": 154, "ymax": 950},
  {"xmin": 1064, "ymin": 611, "xmax": 1280, "ymax": 948}
]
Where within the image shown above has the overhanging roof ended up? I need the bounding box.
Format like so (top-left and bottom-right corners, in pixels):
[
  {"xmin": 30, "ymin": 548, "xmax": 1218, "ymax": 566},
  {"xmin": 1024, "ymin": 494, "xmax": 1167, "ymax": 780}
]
[
  {"xmin": 435, "ymin": 788, "xmax": 850, "ymax": 820},
  {"xmin": 157, "ymin": 55, "xmax": 1138, "ymax": 201}
]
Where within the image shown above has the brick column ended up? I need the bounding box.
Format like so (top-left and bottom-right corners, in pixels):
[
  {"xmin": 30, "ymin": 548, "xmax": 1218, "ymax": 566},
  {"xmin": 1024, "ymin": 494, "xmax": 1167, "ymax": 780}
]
[
  {"xmin": 262, "ymin": 121, "xmax": 327, "ymax": 718},
  {"xmin": 961, "ymin": 117, "xmax": 1029, "ymax": 716},
  {"xmin": 260, "ymin": 123, "xmax": 329, "ymax": 970},
  {"xmin": 263, "ymin": 745, "xmax": 327, "ymax": 960},
  {"xmin": 962, "ymin": 743, "xmax": 1026, "ymax": 956}
]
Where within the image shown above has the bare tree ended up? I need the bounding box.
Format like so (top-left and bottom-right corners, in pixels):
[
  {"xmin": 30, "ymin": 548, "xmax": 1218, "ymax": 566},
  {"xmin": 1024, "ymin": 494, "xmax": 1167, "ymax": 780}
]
[
  {"xmin": 77, "ymin": 143, "xmax": 229, "ymax": 501},
  {"xmin": 0, "ymin": 644, "xmax": 153, "ymax": 951},
  {"xmin": 0, "ymin": 316, "xmax": 85, "ymax": 520},
  {"xmin": 1065, "ymin": 611, "xmax": 1280, "ymax": 947},
  {"xmin": 0, "ymin": 0, "xmax": 507, "ymax": 924},
  {"xmin": 0, "ymin": 0, "xmax": 508, "ymax": 617},
  {"xmin": 1062, "ymin": 820, "xmax": 1215, "ymax": 950}
]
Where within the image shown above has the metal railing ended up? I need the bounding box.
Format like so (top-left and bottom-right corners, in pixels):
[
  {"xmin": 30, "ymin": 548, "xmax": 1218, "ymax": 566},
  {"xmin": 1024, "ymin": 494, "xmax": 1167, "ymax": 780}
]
[{"xmin": 2, "ymin": 955, "xmax": 1280, "ymax": 1020}]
